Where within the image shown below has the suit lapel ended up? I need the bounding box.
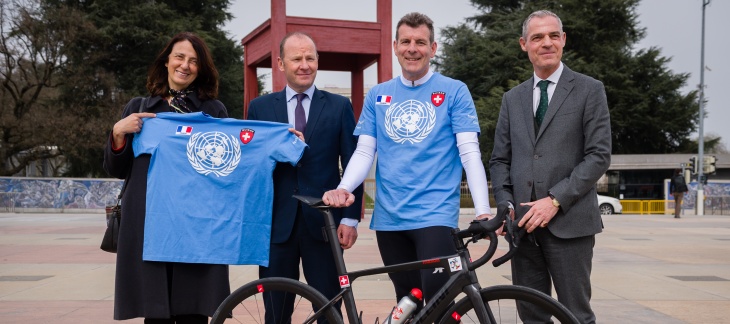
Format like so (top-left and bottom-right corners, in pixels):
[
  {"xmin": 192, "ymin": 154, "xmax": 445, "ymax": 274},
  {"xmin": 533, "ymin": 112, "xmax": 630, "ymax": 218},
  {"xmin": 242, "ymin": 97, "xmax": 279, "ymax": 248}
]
[
  {"xmin": 536, "ymin": 66, "xmax": 575, "ymax": 141},
  {"xmin": 305, "ymin": 88, "xmax": 325, "ymax": 142},
  {"xmin": 520, "ymin": 77, "xmax": 537, "ymax": 145},
  {"xmin": 274, "ymin": 89, "xmax": 289, "ymax": 123}
]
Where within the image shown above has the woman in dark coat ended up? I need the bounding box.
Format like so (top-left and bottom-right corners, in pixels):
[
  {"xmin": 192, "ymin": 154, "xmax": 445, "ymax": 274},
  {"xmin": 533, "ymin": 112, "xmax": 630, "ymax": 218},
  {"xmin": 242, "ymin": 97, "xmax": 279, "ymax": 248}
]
[{"xmin": 103, "ymin": 32, "xmax": 229, "ymax": 323}]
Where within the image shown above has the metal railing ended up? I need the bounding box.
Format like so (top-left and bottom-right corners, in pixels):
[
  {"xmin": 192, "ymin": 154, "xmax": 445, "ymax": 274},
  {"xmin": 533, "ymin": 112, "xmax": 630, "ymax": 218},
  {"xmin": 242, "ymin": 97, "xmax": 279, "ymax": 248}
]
[
  {"xmin": 705, "ymin": 196, "xmax": 730, "ymax": 215},
  {"xmin": 620, "ymin": 200, "xmax": 666, "ymax": 215},
  {"xmin": 363, "ymin": 179, "xmax": 493, "ymax": 209},
  {"xmin": 0, "ymin": 192, "xmax": 18, "ymax": 212},
  {"xmin": 620, "ymin": 197, "xmax": 730, "ymax": 215},
  {"xmin": 365, "ymin": 179, "xmax": 730, "ymax": 215}
]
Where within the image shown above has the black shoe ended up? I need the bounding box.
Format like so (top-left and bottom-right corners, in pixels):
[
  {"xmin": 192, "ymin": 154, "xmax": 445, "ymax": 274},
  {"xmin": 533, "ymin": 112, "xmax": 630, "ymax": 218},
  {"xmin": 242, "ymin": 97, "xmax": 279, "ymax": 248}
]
[{"xmin": 674, "ymin": 216, "xmax": 680, "ymax": 218}]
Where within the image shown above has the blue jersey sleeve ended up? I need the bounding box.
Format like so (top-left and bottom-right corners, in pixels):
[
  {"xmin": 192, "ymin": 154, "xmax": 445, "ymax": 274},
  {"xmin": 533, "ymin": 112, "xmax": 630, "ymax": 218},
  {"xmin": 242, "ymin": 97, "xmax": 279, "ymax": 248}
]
[
  {"xmin": 449, "ymin": 82, "xmax": 481, "ymax": 134},
  {"xmin": 354, "ymin": 90, "xmax": 377, "ymax": 138},
  {"xmin": 133, "ymin": 116, "xmax": 164, "ymax": 157},
  {"xmin": 272, "ymin": 127, "xmax": 308, "ymax": 166}
]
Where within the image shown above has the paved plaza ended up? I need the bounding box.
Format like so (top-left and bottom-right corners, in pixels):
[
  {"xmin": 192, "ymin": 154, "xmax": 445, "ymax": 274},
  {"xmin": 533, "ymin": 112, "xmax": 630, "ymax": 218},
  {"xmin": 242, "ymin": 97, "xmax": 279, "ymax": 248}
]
[{"xmin": 0, "ymin": 211, "xmax": 729, "ymax": 323}]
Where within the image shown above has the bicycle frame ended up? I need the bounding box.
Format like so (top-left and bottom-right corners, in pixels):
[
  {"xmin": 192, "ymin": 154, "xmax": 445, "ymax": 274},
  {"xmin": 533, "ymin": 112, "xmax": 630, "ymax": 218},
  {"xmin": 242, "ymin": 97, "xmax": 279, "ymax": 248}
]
[{"xmin": 295, "ymin": 195, "xmax": 504, "ymax": 324}]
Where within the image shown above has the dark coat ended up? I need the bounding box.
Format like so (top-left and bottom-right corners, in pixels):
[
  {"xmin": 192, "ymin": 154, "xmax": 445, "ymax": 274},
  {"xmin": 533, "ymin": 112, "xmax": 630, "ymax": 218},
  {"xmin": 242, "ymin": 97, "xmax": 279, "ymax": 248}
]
[
  {"xmin": 670, "ymin": 174, "xmax": 688, "ymax": 193},
  {"xmin": 103, "ymin": 94, "xmax": 230, "ymax": 320},
  {"xmin": 247, "ymin": 87, "xmax": 363, "ymax": 243}
]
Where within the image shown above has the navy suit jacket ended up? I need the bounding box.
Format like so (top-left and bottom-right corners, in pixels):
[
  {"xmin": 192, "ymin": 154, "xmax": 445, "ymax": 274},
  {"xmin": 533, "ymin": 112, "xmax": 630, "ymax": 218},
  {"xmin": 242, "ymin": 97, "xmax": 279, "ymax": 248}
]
[{"xmin": 248, "ymin": 87, "xmax": 363, "ymax": 243}]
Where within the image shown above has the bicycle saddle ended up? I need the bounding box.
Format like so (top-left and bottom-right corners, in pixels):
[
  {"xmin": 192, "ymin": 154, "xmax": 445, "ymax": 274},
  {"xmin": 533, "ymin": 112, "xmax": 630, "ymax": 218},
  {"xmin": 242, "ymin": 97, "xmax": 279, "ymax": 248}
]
[{"xmin": 293, "ymin": 195, "xmax": 328, "ymax": 208}]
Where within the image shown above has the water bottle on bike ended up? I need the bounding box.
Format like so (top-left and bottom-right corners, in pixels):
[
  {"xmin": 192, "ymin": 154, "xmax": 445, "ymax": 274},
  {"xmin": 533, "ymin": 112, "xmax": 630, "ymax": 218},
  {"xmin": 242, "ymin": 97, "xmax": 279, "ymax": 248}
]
[{"xmin": 385, "ymin": 288, "xmax": 422, "ymax": 324}]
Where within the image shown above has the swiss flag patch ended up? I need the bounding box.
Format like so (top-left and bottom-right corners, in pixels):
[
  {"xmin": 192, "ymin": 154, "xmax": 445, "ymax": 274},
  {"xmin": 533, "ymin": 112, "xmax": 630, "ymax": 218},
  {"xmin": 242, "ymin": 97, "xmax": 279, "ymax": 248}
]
[
  {"xmin": 431, "ymin": 91, "xmax": 445, "ymax": 107},
  {"xmin": 240, "ymin": 128, "xmax": 254, "ymax": 144}
]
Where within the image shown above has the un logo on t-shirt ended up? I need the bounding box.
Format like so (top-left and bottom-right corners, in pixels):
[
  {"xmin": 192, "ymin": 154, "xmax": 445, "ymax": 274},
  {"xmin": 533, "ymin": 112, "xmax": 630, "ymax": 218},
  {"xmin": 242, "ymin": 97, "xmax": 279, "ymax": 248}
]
[
  {"xmin": 186, "ymin": 131, "xmax": 241, "ymax": 177},
  {"xmin": 384, "ymin": 99, "xmax": 436, "ymax": 144}
]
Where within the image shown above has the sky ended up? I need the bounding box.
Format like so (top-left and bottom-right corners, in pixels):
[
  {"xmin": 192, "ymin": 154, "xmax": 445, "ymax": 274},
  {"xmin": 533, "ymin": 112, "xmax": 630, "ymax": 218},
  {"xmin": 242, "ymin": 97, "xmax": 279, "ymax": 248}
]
[{"xmin": 223, "ymin": 0, "xmax": 729, "ymax": 146}]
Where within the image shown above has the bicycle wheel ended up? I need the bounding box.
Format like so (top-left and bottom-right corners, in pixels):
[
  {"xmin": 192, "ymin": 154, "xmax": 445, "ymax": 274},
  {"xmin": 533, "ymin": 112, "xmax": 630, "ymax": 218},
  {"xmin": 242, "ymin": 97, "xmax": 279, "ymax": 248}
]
[
  {"xmin": 210, "ymin": 277, "xmax": 343, "ymax": 324},
  {"xmin": 440, "ymin": 285, "xmax": 579, "ymax": 324}
]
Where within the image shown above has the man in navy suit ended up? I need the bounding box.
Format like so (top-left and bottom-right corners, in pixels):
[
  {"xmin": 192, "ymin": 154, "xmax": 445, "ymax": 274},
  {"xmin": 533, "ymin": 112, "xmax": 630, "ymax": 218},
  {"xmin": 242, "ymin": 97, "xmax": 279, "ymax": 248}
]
[
  {"xmin": 247, "ymin": 32, "xmax": 362, "ymax": 322},
  {"xmin": 489, "ymin": 10, "xmax": 611, "ymax": 324}
]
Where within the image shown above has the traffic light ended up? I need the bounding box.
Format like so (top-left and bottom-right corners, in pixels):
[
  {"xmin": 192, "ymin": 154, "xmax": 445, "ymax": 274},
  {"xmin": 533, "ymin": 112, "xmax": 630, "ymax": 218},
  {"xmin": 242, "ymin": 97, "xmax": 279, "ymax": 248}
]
[
  {"xmin": 688, "ymin": 156, "xmax": 698, "ymax": 174},
  {"xmin": 699, "ymin": 174, "xmax": 708, "ymax": 185},
  {"xmin": 703, "ymin": 155, "xmax": 717, "ymax": 175}
]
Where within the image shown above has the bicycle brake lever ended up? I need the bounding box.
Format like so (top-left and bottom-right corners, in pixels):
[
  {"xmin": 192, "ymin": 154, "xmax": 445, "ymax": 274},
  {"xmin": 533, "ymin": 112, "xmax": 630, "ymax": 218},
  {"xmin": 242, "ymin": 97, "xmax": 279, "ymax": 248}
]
[{"xmin": 504, "ymin": 217, "xmax": 518, "ymax": 248}]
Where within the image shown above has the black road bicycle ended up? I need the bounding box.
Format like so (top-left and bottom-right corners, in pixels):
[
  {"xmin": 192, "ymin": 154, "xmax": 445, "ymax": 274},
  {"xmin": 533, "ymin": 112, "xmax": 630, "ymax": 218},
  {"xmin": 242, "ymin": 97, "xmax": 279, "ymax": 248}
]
[{"xmin": 211, "ymin": 197, "xmax": 579, "ymax": 324}]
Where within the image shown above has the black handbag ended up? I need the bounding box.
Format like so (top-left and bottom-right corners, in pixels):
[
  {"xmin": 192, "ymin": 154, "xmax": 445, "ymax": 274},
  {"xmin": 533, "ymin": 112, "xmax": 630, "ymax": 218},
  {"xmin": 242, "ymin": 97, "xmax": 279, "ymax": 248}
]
[
  {"xmin": 100, "ymin": 199, "xmax": 122, "ymax": 253},
  {"xmin": 101, "ymin": 167, "xmax": 130, "ymax": 253},
  {"xmin": 100, "ymin": 97, "xmax": 147, "ymax": 253}
]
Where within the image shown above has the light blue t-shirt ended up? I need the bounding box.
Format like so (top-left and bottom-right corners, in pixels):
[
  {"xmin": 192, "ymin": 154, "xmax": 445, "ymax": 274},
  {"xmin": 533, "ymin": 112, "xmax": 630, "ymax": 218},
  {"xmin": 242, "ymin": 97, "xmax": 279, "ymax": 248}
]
[
  {"xmin": 356, "ymin": 73, "xmax": 480, "ymax": 230},
  {"xmin": 133, "ymin": 112, "xmax": 307, "ymax": 265}
]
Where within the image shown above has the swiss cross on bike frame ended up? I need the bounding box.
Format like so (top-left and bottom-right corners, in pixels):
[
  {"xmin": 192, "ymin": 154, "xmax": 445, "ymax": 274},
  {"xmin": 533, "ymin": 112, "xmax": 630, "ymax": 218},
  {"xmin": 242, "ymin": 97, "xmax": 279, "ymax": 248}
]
[{"xmin": 338, "ymin": 275, "xmax": 350, "ymax": 288}]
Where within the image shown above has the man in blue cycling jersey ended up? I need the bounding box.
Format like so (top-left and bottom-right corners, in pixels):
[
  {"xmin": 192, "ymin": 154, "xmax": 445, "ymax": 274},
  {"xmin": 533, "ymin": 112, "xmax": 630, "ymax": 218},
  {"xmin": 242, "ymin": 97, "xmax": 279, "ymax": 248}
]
[{"xmin": 323, "ymin": 12, "xmax": 491, "ymax": 315}]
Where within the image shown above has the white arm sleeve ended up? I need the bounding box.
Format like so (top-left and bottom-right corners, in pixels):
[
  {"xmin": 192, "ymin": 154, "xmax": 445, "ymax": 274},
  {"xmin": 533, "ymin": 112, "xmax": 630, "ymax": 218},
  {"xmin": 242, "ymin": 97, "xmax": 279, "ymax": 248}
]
[
  {"xmin": 337, "ymin": 135, "xmax": 376, "ymax": 192},
  {"xmin": 457, "ymin": 132, "xmax": 491, "ymax": 216}
]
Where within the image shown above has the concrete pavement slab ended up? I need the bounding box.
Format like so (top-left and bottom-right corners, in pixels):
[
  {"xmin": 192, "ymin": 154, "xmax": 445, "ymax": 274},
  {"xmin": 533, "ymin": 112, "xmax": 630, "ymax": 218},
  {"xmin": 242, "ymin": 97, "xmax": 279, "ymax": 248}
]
[{"xmin": 0, "ymin": 211, "xmax": 728, "ymax": 323}]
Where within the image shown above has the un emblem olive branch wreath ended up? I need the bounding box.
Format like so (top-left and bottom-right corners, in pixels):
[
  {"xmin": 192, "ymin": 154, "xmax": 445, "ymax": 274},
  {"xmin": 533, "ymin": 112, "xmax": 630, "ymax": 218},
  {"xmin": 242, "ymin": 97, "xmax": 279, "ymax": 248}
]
[
  {"xmin": 384, "ymin": 100, "xmax": 436, "ymax": 144},
  {"xmin": 186, "ymin": 132, "xmax": 241, "ymax": 177}
]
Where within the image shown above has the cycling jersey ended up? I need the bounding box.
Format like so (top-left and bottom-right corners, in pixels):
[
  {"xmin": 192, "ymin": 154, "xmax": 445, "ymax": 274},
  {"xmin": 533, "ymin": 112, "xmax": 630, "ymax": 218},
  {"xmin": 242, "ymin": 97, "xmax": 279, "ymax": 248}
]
[
  {"xmin": 134, "ymin": 112, "xmax": 306, "ymax": 265},
  {"xmin": 355, "ymin": 73, "xmax": 480, "ymax": 230}
]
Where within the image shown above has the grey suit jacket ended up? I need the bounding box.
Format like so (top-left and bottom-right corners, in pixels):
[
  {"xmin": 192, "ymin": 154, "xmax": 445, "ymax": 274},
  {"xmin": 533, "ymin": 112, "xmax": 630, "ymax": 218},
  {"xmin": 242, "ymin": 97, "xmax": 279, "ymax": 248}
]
[{"xmin": 489, "ymin": 65, "xmax": 611, "ymax": 239}]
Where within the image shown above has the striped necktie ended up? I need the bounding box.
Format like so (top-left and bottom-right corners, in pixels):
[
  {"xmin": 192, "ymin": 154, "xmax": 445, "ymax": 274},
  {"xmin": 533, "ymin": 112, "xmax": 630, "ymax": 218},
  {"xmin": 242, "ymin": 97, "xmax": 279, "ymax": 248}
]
[{"xmin": 535, "ymin": 80, "xmax": 550, "ymax": 127}]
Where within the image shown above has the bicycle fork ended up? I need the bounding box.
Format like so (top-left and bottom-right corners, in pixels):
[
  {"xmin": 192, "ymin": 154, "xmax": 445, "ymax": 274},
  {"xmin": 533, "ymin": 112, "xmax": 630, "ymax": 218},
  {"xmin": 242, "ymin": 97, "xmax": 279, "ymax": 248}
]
[{"xmin": 463, "ymin": 283, "xmax": 496, "ymax": 324}]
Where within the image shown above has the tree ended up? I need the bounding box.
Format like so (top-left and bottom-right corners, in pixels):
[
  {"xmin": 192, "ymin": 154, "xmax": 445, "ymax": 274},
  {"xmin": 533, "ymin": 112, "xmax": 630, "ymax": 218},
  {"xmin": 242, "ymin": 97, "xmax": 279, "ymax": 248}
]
[
  {"xmin": 0, "ymin": 0, "xmax": 245, "ymax": 177},
  {"xmin": 679, "ymin": 132, "xmax": 728, "ymax": 154},
  {"xmin": 434, "ymin": 0, "xmax": 701, "ymax": 164},
  {"xmin": 54, "ymin": 0, "xmax": 244, "ymax": 176},
  {"xmin": 0, "ymin": 0, "xmax": 88, "ymax": 176}
]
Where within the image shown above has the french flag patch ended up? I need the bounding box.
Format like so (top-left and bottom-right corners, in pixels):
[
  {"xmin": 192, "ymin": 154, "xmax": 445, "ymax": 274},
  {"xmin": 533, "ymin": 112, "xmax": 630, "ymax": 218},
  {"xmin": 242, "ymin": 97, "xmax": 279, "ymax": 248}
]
[
  {"xmin": 376, "ymin": 95, "xmax": 392, "ymax": 105},
  {"xmin": 176, "ymin": 125, "xmax": 193, "ymax": 135}
]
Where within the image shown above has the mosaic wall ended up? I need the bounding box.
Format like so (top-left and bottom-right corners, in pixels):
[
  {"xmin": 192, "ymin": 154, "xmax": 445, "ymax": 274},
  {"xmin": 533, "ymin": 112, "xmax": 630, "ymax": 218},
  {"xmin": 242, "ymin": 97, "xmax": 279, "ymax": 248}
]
[
  {"xmin": 0, "ymin": 177, "xmax": 122, "ymax": 211},
  {"xmin": 666, "ymin": 179, "xmax": 730, "ymax": 215}
]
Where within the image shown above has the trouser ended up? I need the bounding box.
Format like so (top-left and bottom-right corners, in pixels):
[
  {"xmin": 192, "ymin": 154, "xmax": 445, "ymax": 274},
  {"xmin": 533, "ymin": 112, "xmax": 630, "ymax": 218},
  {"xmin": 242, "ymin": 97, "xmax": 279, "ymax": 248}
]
[
  {"xmin": 259, "ymin": 206, "xmax": 342, "ymax": 323},
  {"xmin": 376, "ymin": 226, "xmax": 456, "ymax": 317},
  {"xmin": 673, "ymin": 192, "xmax": 684, "ymax": 217},
  {"xmin": 511, "ymin": 228, "xmax": 596, "ymax": 324}
]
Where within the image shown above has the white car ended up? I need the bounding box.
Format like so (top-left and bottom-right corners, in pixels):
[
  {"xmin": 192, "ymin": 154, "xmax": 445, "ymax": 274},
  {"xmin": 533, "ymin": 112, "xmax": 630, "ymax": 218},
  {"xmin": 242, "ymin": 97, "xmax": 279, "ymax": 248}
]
[{"xmin": 598, "ymin": 194, "xmax": 622, "ymax": 215}]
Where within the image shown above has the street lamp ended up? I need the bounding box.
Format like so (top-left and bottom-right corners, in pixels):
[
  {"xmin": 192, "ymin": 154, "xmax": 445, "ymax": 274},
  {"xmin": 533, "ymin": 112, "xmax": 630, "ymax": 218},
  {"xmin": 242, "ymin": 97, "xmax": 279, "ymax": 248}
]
[{"xmin": 696, "ymin": 0, "xmax": 710, "ymax": 215}]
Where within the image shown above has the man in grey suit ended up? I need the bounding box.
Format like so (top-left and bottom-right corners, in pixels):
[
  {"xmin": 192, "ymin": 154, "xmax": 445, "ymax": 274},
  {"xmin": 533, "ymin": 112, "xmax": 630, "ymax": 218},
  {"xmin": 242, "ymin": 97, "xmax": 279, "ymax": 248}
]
[{"xmin": 489, "ymin": 10, "xmax": 611, "ymax": 324}]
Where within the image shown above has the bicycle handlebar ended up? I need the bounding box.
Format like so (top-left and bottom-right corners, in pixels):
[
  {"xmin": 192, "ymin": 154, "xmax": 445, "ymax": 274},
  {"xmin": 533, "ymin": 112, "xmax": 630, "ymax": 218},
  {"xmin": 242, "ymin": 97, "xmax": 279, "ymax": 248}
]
[
  {"xmin": 292, "ymin": 195, "xmax": 524, "ymax": 271},
  {"xmin": 490, "ymin": 206, "xmax": 528, "ymax": 267},
  {"xmin": 455, "ymin": 201, "xmax": 512, "ymax": 270},
  {"xmin": 455, "ymin": 203, "xmax": 509, "ymax": 239}
]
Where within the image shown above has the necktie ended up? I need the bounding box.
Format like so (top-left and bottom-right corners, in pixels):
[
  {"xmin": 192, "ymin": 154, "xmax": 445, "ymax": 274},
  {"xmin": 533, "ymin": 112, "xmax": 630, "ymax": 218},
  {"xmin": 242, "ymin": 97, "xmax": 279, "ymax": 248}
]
[
  {"xmin": 535, "ymin": 80, "xmax": 550, "ymax": 127},
  {"xmin": 294, "ymin": 93, "xmax": 307, "ymax": 134}
]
